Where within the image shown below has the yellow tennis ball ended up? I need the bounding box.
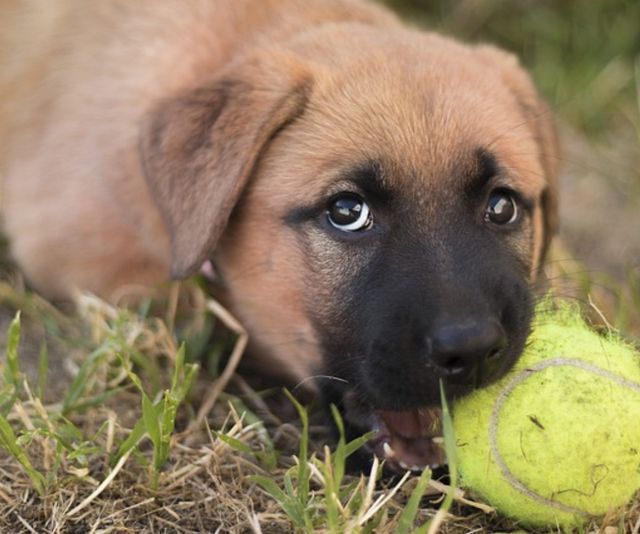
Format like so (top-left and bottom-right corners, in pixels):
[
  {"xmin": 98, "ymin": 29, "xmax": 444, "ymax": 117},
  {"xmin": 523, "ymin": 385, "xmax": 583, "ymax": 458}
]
[{"xmin": 452, "ymin": 301, "xmax": 640, "ymax": 528}]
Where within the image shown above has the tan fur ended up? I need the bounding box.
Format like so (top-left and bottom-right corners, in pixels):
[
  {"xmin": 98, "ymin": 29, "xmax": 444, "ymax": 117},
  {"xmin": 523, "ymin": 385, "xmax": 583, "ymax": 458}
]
[{"xmin": 0, "ymin": 0, "xmax": 558, "ymax": 382}]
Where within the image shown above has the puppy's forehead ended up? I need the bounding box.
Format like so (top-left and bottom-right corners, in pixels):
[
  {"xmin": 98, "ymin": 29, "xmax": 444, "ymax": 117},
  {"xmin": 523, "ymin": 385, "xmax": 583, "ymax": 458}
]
[{"xmin": 282, "ymin": 30, "xmax": 546, "ymax": 203}]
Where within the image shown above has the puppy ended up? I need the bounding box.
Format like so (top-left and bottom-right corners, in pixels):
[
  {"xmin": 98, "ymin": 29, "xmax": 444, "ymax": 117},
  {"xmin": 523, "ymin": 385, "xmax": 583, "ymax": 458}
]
[{"xmin": 0, "ymin": 0, "xmax": 558, "ymax": 470}]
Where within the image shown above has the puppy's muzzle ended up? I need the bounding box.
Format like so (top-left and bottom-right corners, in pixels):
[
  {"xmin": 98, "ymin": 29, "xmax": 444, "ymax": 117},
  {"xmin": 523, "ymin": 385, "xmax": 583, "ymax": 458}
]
[
  {"xmin": 360, "ymin": 308, "xmax": 514, "ymax": 412},
  {"xmin": 342, "ymin": 315, "xmax": 510, "ymax": 472}
]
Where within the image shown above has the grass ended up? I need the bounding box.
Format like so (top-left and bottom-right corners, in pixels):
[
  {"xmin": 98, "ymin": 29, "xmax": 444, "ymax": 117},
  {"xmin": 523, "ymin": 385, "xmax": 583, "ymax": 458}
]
[
  {"xmin": 0, "ymin": 268, "xmax": 638, "ymax": 532},
  {"xmin": 0, "ymin": 0, "xmax": 639, "ymax": 532}
]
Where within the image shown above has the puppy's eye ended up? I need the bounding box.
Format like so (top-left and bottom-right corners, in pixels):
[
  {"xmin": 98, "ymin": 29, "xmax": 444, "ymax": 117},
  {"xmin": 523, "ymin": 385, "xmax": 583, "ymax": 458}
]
[
  {"xmin": 327, "ymin": 194, "xmax": 373, "ymax": 232},
  {"xmin": 484, "ymin": 189, "xmax": 519, "ymax": 225}
]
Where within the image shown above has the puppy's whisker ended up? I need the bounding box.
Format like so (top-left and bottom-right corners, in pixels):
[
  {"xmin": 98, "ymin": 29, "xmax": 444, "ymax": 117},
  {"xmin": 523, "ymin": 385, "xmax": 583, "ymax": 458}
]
[{"xmin": 292, "ymin": 374, "xmax": 349, "ymax": 393}]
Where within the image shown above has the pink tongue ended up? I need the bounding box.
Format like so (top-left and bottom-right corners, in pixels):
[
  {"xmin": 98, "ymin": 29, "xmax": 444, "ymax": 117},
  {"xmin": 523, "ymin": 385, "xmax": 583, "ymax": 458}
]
[{"xmin": 379, "ymin": 408, "xmax": 440, "ymax": 439}]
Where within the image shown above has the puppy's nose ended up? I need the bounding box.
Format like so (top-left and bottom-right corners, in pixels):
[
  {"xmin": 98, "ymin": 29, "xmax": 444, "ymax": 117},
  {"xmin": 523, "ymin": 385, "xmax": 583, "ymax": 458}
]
[{"xmin": 429, "ymin": 319, "xmax": 506, "ymax": 381}]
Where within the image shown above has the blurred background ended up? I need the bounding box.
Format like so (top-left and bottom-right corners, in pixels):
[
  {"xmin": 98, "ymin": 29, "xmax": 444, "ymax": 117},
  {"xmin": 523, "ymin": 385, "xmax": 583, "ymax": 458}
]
[{"xmin": 383, "ymin": 0, "xmax": 640, "ymax": 332}]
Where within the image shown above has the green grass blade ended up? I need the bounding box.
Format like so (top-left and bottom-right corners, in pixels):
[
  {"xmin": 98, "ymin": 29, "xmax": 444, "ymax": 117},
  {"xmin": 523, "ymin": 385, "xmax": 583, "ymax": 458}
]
[
  {"xmin": 4, "ymin": 312, "xmax": 22, "ymax": 386},
  {"xmin": 67, "ymin": 386, "xmax": 128, "ymax": 413},
  {"xmin": 37, "ymin": 341, "xmax": 48, "ymax": 399},
  {"xmin": 113, "ymin": 416, "xmax": 147, "ymax": 465},
  {"xmin": 213, "ymin": 431, "xmax": 254, "ymax": 455},
  {"xmin": 413, "ymin": 379, "xmax": 459, "ymax": 533},
  {"xmin": 439, "ymin": 380, "xmax": 457, "ymax": 489},
  {"xmin": 396, "ymin": 467, "xmax": 431, "ymax": 534},
  {"xmin": 251, "ymin": 475, "xmax": 307, "ymax": 528},
  {"xmin": 0, "ymin": 414, "xmax": 45, "ymax": 495},
  {"xmin": 283, "ymin": 389, "xmax": 310, "ymax": 504},
  {"xmin": 158, "ymin": 391, "xmax": 178, "ymax": 468},
  {"xmin": 173, "ymin": 363, "xmax": 198, "ymax": 402},
  {"xmin": 283, "ymin": 469, "xmax": 296, "ymax": 497},
  {"xmin": 329, "ymin": 404, "xmax": 346, "ymax": 488},
  {"xmin": 251, "ymin": 474, "xmax": 289, "ymax": 503},
  {"xmin": 142, "ymin": 393, "xmax": 161, "ymax": 449},
  {"xmin": 171, "ymin": 344, "xmax": 186, "ymax": 392},
  {"xmin": 224, "ymin": 396, "xmax": 277, "ymax": 468},
  {"xmin": 125, "ymin": 365, "xmax": 145, "ymax": 393},
  {"xmin": 62, "ymin": 345, "xmax": 111, "ymax": 414},
  {"xmin": 344, "ymin": 431, "xmax": 376, "ymax": 458}
]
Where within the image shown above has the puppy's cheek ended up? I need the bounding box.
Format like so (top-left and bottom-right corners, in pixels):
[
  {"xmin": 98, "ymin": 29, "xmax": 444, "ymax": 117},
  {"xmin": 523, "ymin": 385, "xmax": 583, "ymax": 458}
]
[
  {"xmin": 488, "ymin": 269, "xmax": 534, "ymax": 376},
  {"xmin": 302, "ymin": 227, "xmax": 377, "ymax": 315},
  {"xmin": 214, "ymin": 225, "xmax": 324, "ymax": 384},
  {"xmin": 302, "ymin": 235, "xmax": 377, "ymax": 362}
]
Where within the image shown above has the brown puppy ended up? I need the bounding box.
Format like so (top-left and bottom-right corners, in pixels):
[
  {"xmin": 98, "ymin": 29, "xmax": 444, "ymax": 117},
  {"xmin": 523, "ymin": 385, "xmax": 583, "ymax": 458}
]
[{"xmin": 0, "ymin": 0, "xmax": 558, "ymax": 470}]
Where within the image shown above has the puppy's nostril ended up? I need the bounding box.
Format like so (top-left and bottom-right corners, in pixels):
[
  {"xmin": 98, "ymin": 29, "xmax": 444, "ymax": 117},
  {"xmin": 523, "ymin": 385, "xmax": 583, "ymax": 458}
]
[
  {"xmin": 440, "ymin": 356, "xmax": 465, "ymax": 374},
  {"xmin": 487, "ymin": 347, "xmax": 502, "ymax": 361}
]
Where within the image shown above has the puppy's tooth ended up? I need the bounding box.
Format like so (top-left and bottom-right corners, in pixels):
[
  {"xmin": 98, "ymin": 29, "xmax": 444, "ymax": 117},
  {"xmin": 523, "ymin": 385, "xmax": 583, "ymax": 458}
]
[
  {"xmin": 431, "ymin": 436, "xmax": 444, "ymax": 444},
  {"xmin": 411, "ymin": 464, "xmax": 422, "ymax": 472},
  {"xmin": 382, "ymin": 442, "xmax": 395, "ymax": 458},
  {"xmin": 399, "ymin": 460, "xmax": 410, "ymax": 470}
]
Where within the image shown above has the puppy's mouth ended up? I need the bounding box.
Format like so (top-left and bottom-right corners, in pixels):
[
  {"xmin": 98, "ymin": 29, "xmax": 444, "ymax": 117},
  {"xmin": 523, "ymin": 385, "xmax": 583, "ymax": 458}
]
[
  {"xmin": 340, "ymin": 392, "xmax": 446, "ymax": 472},
  {"xmin": 369, "ymin": 408, "xmax": 445, "ymax": 472}
]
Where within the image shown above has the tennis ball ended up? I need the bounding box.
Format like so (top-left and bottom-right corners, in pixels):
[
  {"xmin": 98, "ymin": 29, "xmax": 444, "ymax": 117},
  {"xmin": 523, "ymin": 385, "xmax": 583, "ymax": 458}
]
[{"xmin": 452, "ymin": 301, "xmax": 640, "ymax": 528}]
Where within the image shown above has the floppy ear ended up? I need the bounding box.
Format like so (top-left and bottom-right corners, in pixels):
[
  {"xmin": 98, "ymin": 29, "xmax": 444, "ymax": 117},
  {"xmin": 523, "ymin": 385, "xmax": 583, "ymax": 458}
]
[
  {"xmin": 140, "ymin": 53, "xmax": 311, "ymax": 278},
  {"xmin": 475, "ymin": 45, "xmax": 560, "ymax": 261}
]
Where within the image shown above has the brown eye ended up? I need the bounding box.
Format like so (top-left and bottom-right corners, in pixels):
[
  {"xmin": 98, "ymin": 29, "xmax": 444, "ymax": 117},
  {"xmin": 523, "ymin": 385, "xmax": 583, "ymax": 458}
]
[
  {"xmin": 485, "ymin": 190, "xmax": 519, "ymax": 225},
  {"xmin": 327, "ymin": 194, "xmax": 373, "ymax": 232}
]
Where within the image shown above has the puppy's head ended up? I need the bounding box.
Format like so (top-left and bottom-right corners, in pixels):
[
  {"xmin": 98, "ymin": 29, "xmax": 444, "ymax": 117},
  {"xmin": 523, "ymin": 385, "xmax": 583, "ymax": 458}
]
[{"xmin": 141, "ymin": 27, "xmax": 559, "ymax": 470}]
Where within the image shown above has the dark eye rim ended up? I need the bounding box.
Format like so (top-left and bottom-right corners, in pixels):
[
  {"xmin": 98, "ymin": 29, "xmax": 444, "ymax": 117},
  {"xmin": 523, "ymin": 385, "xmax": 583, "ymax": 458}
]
[
  {"xmin": 484, "ymin": 188, "xmax": 523, "ymax": 226},
  {"xmin": 326, "ymin": 192, "xmax": 374, "ymax": 233}
]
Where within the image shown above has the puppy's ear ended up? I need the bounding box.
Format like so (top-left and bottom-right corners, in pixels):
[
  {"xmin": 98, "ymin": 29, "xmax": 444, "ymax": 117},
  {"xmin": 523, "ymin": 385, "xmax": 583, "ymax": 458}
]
[
  {"xmin": 476, "ymin": 45, "xmax": 560, "ymax": 260},
  {"xmin": 140, "ymin": 53, "xmax": 311, "ymax": 278}
]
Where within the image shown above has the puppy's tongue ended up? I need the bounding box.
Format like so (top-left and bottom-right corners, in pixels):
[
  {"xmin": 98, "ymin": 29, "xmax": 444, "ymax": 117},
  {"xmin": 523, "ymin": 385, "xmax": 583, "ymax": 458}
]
[{"xmin": 379, "ymin": 408, "xmax": 440, "ymax": 439}]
